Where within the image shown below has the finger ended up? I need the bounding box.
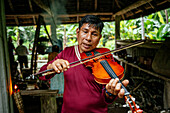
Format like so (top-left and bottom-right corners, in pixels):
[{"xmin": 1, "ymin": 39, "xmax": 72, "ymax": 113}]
[
  {"xmin": 105, "ymin": 84, "xmax": 114, "ymax": 95},
  {"xmin": 122, "ymin": 79, "xmax": 129, "ymax": 87},
  {"xmin": 107, "ymin": 79, "xmax": 114, "ymax": 89},
  {"xmin": 118, "ymin": 89, "xmax": 125, "ymax": 98},
  {"xmin": 65, "ymin": 60, "xmax": 70, "ymax": 68},
  {"xmin": 111, "ymin": 78, "xmax": 119, "ymax": 90},
  {"xmin": 56, "ymin": 63, "xmax": 63, "ymax": 72},
  {"xmin": 61, "ymin": 61, "xmax": 69, "ymax": 71},
  {"xmin": 51, "ymin": 62, "xmax": 60, "ymax": 73},
  {"xmin": 113, "ymin": 83, "xmax": 121, "ymax": 95}
]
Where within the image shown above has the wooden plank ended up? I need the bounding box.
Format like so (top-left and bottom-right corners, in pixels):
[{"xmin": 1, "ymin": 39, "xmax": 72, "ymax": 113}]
[
  {"xmin": 20, "ymin": 90, "xmax": 59, "ymax": 96},
  {"xmin": 114, "ymin": 0, "xmax": 153, "ymax": 16}
]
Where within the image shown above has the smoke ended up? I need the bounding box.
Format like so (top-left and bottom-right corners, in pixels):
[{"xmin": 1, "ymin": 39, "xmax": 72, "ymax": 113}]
[{"xmin": 32, "ymin": 0, "xmax": 69, "ymax": 25}]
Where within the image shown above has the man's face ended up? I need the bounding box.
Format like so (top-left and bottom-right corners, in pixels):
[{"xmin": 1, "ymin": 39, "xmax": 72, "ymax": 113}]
[{"xmin": 76, "ymin": 23, "xmax": 101, "ymax": 53}]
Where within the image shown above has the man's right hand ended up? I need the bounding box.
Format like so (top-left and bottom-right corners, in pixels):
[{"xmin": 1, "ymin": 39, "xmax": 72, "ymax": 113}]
[{"xmin": 47, "ymin": 59, "xmax": 70, "ymax": 73}]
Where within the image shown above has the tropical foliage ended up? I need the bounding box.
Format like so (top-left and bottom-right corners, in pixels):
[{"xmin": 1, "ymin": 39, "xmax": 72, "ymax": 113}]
[{"xmin": 7, "ymin": 9, "xmax": 170, "ymax": 51}]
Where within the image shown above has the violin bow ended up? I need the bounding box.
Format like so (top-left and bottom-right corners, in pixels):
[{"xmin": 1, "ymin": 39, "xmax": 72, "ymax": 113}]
[{"xmin": 31, "ymin": 40, "xmax": 145, "ymax": 77}]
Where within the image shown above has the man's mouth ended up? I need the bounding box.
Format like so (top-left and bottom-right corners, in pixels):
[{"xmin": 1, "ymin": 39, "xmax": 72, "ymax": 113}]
[{"xmin": 82, "ymin": 43, "xmax": 91, "ymax": 49}]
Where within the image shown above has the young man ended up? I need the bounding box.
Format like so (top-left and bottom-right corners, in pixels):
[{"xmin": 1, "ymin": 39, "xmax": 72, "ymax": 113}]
[{"xmin": 39, "ymin": 15, "xmax": 129, "ymax": 113}]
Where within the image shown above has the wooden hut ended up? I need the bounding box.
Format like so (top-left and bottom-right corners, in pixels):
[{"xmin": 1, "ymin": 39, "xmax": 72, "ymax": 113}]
[{"xmin": 0, "ymin": 0, "xmax": 170, "ymax": 113}]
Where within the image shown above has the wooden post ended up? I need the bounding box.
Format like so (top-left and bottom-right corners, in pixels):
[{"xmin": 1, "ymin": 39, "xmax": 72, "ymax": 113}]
[
  {"xmin": 41, "ymin": 96, "xmax": 57, "ymax": 113},
  {"xmin": 0, "ymin": 0, "xmax": 14, "ymax": 112},
  {"xmin": 141, "ymin": 16, "xmax": 145, "ymax": 40},
  {"xmin": 20, "ymin": 90, "xmax": 58, "ymax": 113},
  {"xmin": 51, "ymin": 22, "xmax": 59, "ymax": 46},
  {"xmin": 165, "ymin": 9, "xmax": 168, "ymax": 24},
  {"xmin": 43, "ymin": 21, "xmax": 53, "ymax": 45},
  {"xmin": 63, "ymin": 26, "xmax": 67, "ymax": 49},
  {"xmin": 115, "ymin": 15, "xmax": 121, "ymax": 49},
  {"xmin": 30, "ymin": 15, "xmax": 42, "ymax": 74}
]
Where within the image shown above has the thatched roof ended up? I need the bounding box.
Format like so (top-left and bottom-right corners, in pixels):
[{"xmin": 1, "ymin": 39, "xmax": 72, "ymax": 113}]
[{"xmin": 5, "ymin": 0, "xmax": 170, "ymax": 26}]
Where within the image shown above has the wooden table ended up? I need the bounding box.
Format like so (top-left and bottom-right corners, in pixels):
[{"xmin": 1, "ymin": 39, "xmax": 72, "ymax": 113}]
[{"xmin": 20, "ymin": 90, "xmax": 59, "ymax": 113}]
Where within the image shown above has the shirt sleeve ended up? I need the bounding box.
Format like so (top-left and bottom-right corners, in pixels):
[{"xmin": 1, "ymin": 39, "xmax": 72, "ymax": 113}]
[{"xmin": 102, "ymin": 85, "xmax": 118, "ymax": 104}]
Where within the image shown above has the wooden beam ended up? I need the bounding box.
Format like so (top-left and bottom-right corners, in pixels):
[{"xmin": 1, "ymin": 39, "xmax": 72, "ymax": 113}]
[
  {"xmin": 6, "ymin": 12, "xmax": 113, "ymax": 17},
  {"xmin": 7, "ymin": 0, "xmax": 19, "ymax": 25},
  {"xmin": 114, "ymin": 0, "xmax": 126, "ymax": 20},
  {"xmin": 55, "ymin": 12, "xmax": 113, "ymax": 17},
  {"xmin": 95, "ymin": 0, "xmax": 97, "ymax": 11},
  {"xmin": 114, "ymin": 0, "xmax": 153, "ymax": 16},
  {"xmin": 158, "ymin": 0, "xmax": 169, "ymax": 5},
  {"xmin": 148, "ymin": 2, "xmax": 155, "ymax": 10},
  {"xmin": 32, "ymin": 0, "xmax": 52, "ymax": 16},
  {"xmin": 7, "ymin": 0, "xmax": 14, "ymax": 11},
  {"xmin": 121, "ymin": 14, "xmax": 125, "ymax": 20},
  {"xmin": 77, "ymin": 16, "xmax": 79, "ymax": 23},
  {"xmin": 126, "ymin": 3, "xmax": 157, "ymax": 18},
  {"xmin": 51, "ymin": 0, "xmax": 57, "ymax": 16},
  {"xmin": 77, "ymin": 0, "xmax": 79, "ymax": 12},
  {"xmin": 29, "ymin": 0, "xmax": 33, "ymax": 12},
  {"xmin": 14, "ymin": 16, "xmax": 19, "ymax": 25},
  {"xmin": 115, "ymin": 0, "xmax": 121, "ymax": 8},
  {"xmin": 33, "ymin": 16, "xmax": 36, "ymax": 24}
]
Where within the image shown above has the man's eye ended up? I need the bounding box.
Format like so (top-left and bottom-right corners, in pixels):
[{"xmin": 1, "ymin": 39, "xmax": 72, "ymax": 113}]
[
  {"xmin": 83, "ymin": 31, "xmax": 88, "ymax": 33},
  {"xmin": 93, "ymin": 34, "xmax": 98, "ymax": 36}
]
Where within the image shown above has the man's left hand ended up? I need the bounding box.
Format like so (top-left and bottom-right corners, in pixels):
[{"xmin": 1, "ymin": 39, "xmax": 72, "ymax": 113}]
[{"xmin": 105, "ymin": 78, "xmax": 129, "ymax": 98}]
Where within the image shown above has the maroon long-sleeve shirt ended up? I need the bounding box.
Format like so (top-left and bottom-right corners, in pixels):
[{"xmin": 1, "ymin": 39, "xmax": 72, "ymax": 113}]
[{"xmin": 39, "ymin": 46, "xmax": 115, "ymax": 113}]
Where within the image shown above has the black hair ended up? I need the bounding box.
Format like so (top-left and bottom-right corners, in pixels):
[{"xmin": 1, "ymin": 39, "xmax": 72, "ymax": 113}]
[
  {"xmin": 19, "ymin": 39, "xmax": 24, "ymax": 45},
  {"xmin": 52, "ymin": 45, "xmax": 59, "ymax": 52},
  {"xmin": 79, "ymin": 15, "xmax": 104, "ymax": 33},
  {"xmin": 9, "ymin": 36, "xmax": 12, "ymax": 40}
]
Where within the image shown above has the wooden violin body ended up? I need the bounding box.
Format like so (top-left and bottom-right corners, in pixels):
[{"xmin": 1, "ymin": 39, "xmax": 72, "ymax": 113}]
[{"xmin": 81, "ymin": 48, "xmax": 124, "ymax": 84}]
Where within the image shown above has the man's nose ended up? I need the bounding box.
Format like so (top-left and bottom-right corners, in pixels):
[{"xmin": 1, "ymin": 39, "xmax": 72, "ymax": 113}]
[{"xmin": 86, "ymin": 33, "xmax": 92, "ymax": 41}]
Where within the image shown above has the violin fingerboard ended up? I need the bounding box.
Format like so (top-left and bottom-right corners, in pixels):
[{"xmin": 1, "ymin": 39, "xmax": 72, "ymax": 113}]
[{"xmin": 100, "ymin": 60, "xmax": 130, "ymax": 95}]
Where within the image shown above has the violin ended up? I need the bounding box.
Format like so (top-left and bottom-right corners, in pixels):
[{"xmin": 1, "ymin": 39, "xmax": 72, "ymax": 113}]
[
  {"xmin": 81, "ymin": 48, "xmax": 124, "ymax": 84},
  {"xmin": 32, "ymin": 40, "xmax": 145, "ymax": 112},
  {"xmin": 81, "ymin": 48, "xmax": 143, "ymax": 113}
]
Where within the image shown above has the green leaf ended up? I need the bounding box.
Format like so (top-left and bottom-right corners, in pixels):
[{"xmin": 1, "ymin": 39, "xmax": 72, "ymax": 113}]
[{"xmin": 158, "ymin": 12, "xmax": 165, "ymax": 24}]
